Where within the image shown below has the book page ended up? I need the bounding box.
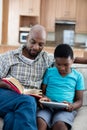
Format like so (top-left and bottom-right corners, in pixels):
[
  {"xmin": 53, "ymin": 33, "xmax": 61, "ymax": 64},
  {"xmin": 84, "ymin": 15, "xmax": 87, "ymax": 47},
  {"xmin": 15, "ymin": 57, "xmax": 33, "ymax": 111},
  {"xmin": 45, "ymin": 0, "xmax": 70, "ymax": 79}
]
[
  {"xmin": 24, "ymin": 88, "xmax": 42, "ymax": 98},
  {"xmin": 2, "ymin": 77, "xmax": 42, "ymax": 99}
]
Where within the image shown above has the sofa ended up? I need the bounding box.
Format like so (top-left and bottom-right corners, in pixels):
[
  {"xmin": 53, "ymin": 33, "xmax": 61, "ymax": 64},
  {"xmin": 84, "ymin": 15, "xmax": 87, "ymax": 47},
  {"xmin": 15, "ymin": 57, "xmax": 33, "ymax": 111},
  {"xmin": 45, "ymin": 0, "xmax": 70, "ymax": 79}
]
[
  {"xmin": 0, "ymin": 63, "xmax": 87, "ymax": 130},
  {"xmin": 71, "ymin": 63, "xmax": 87, "ymax": 130}
]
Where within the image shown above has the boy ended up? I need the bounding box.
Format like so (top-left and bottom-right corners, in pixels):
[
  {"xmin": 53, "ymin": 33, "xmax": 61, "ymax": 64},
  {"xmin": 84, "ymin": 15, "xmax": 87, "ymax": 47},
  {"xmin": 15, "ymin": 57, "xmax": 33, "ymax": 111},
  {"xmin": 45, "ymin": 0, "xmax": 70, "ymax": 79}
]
[{"xmin": 37, "ymin": 44, "xmax": 85, "ymax": 130}]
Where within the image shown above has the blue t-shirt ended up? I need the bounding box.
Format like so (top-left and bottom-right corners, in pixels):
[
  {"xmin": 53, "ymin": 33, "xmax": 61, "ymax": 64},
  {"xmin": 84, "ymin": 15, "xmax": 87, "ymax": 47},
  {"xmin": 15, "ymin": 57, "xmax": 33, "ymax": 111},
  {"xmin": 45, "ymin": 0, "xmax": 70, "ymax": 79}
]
[{"xmin": 43, "ymin": 67, "xmax": 85, "ymax": 103}]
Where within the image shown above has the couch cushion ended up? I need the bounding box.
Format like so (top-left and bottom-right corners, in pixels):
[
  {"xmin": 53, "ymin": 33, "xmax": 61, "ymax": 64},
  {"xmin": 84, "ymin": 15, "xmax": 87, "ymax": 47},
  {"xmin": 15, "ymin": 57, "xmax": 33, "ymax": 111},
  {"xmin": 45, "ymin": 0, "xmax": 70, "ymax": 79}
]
[
  {"xmin": 0, "ymin": 118, "xmax": 3, "ymax": 130},
  {"xmin": 72, "ymin": 64, "xmax": 87, "ymax": 90},
  {"xmin": 71, "ymin": 106, "xmax": 87, "ymax": 130},
  {"xmin": 83, "ymin": 91, "xmax": 87, "ymax": 106}
]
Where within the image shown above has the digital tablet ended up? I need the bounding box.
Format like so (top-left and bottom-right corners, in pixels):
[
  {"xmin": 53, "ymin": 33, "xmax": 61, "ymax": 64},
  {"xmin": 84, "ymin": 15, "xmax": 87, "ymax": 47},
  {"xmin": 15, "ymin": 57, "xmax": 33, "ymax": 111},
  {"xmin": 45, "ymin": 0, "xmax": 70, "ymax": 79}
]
[{"xmin": 40, "ymin": 101, "xmax": 68, "ymax": 109}]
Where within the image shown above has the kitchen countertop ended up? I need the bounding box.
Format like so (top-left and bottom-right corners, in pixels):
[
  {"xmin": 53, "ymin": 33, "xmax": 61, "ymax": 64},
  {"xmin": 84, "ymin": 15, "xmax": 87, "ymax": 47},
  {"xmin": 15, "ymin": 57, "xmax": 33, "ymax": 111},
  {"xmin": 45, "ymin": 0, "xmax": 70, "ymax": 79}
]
[{"xmin": 71, "ymin": 42, "xmax": 87, "ymax": 49}]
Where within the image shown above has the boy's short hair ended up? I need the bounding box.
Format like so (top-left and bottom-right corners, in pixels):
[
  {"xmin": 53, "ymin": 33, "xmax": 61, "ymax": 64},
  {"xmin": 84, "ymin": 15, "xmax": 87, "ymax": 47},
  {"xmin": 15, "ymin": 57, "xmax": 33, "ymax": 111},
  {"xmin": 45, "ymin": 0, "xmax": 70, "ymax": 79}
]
[{"xmin": 54, "ymin": 44, "xmax": 73, "ymax": 59}]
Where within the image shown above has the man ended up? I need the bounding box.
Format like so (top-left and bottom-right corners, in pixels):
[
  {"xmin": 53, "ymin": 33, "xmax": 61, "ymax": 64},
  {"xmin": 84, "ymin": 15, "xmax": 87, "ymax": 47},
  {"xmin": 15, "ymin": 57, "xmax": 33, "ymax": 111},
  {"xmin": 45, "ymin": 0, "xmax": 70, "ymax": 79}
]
[{"xmin": 0, "ymin": 24, "xmax": 54, "ymax": 130}]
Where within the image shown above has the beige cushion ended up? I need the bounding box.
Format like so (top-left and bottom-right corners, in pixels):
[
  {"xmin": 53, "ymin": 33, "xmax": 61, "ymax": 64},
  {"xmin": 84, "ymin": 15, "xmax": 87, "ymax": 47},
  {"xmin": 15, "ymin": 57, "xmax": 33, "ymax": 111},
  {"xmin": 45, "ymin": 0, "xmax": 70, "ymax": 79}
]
[
  {"xmin": 72, "ymin": 64, "xmax": 87, "ymax": 90},
  {"xmin": 71, "ymin": 106, "xmax": 87, "ymax": 130},
  {"xmin": 0, "ymin": 118, "xmax": 3, "ymax": 130},
  {"xmin": 83, "ymin": 91, "xmax": 87, "ymax": 106}
]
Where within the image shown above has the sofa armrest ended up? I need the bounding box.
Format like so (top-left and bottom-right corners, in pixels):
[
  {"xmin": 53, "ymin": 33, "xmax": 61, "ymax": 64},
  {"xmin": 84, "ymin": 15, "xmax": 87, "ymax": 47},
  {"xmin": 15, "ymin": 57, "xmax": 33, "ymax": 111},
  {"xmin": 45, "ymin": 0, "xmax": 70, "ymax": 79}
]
[
  {"xmin": 83, "ymin": 90, "xmax": 87, "ymax": 106},
  {"xmin": 71, "ymin": 106, "xmax": 87, "ymax": 130},
  {"xmin": 71, "ymin": 90, "xmax": 87, "ymax": 130},
  {"xmin": 0, "ymin": 118, "xmax": 3, "ymax": 130}
]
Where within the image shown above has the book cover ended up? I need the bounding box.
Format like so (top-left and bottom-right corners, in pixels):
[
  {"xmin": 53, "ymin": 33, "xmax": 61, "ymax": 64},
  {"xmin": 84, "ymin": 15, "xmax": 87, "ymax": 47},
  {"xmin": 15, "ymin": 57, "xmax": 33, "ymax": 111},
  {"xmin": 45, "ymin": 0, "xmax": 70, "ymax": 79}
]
[{"xmin": 2, "ymin": 77, "xmax": 42, "ymax": 99}]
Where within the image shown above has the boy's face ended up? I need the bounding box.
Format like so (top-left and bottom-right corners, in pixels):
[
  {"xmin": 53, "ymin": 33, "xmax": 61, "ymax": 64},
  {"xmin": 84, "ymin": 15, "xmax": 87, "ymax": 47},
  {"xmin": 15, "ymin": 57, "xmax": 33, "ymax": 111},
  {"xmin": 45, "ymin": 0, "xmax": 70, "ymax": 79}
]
[{"xmin": 55, "ymin": 57, "xmax": 74, "ymax": 76}]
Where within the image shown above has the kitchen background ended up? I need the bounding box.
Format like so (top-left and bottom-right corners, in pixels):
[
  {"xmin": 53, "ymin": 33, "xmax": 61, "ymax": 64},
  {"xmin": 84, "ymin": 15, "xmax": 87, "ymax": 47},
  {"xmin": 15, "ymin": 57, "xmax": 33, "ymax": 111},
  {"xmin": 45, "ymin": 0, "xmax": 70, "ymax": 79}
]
[{"xmin": 0, "ymin": 0, "xmax": 87, "ymax": 49}]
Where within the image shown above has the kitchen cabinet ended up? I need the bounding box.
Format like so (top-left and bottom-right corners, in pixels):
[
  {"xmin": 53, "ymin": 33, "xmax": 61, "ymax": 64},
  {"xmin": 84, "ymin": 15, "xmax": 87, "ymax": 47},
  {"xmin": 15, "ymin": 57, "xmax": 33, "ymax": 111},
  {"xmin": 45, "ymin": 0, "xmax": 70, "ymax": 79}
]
[
  {"xmin": 19, "ymin": 15, "xmax": 40, "ymax": 43},
  {"xmin": 7, "ymin": 0, "xmax": 20, "ymax": 45},
  {"xmin": 55, "ymin": 0, "xmax": 76, "ymax": 20},
  {"xmin": 40, "ymin": 0, "xmax": 46, "ymax": 28},
  {"xmin": 20, "ymin": 0, "xmax": 40, "ymax": 16},
  {"xmin": 40, "ymin": 0, "xmax": 56, "ymax": 32},
  {"xmin": 2, "ymin": 0, "xmax": 40, "ymax": 45},
  {"xmin": 75, "ymin": 0, "xmax": 87, "ymax": 34},
  {"xmin": 0, "ymin": 0, "xmax": 3, "ymax": 44},
  {"xmin": 2, "ymin": 0, "xmax": 9, "ymax": 44},
  {"xmin": 45, "ymin": 0, "xmax": 56, "ymax": 32},
  {"xmin": 2, "ymin": 0, "xmax": 19, "ymax": 45},
  {"xmin": 2, "ymin": 0, "xmax": 20, "ymax": 45},
  {"xmin": 19, "ymin": 0, "xmax": 40, "ymax": 43},
  {"xmin": 19, "ymin": 16, "xmax": 40, "ymax": 29},
  {"xmin": 1, "ymin": 0, "xmax": 87, "ymax": 45}
]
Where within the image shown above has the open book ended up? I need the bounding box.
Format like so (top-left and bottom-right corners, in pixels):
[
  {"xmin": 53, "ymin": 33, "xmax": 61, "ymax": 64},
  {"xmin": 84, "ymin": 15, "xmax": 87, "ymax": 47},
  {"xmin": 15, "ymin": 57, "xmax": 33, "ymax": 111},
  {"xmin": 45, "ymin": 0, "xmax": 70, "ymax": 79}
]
[
  {"xmin": 39, "ymin": 100, "xmax": 68, "ymax": 109},
  {"xmin": 2, "ymin": 77, "xmax": 42, "ymax": 99}
]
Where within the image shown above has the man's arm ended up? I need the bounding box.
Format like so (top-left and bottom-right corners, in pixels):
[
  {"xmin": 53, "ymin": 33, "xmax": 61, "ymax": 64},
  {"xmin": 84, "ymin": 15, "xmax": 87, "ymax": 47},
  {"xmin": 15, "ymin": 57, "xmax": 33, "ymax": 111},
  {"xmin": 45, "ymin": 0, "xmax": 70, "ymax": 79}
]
[
  {"xmin": 41, "ymin": 84, "xmax": 47, "ymax": 95},
  {"xmin": 73, "ymin": 90, "xmax": 84, "ymax": 109},
  {"xmin": 74, "ymin": 57, "xmax": 87, "ymax": 64}
]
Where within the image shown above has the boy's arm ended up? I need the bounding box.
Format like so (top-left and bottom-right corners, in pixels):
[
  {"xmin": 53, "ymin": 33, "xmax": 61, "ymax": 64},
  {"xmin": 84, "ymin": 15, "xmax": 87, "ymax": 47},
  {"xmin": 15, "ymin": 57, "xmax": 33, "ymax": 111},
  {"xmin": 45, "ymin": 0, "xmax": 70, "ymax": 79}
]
[
  {"xmin": 66, "ymin": 90, "xmax": 83, "ymax": 112},
  {"xmin": 40, "ymin": 84, "xmax": 51, "ymax": 101},
  {"xmin": 73, "ymin": 90, "xmax": 84, "ymax": 109},
  {"xmin": 39, "ymin": 84, "xmax": 51, "ymax": 108},
  {"xmin": 41, "ymin": 84, "xmax": 46, "ymax": 95}
]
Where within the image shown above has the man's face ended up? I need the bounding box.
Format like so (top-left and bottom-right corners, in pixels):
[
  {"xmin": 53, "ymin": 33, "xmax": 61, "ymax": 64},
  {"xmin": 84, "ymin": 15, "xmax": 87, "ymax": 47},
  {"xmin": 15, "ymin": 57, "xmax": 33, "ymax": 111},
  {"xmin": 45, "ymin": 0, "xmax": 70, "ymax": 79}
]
[
  {"xmin": 55, "ymin": 57, "xmax": 74, "ymax": 76},
  {"xmin": 26, "ymin": 32, "xmax": 46, "ymax": 58}
]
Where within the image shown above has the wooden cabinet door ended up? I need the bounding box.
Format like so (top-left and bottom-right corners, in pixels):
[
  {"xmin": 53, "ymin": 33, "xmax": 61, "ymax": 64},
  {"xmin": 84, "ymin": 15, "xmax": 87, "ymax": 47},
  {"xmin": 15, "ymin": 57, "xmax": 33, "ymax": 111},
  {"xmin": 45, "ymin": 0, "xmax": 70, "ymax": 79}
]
[
  {"xmin": 75, "ymin": 0, "xmax": 87, "ymax": 34},
  {"xmin": 0, "ymin": 0, "xmax": 3, "ymax": 44},
  {"xmin": 20, "ymin": 0, "xmax": 40, "ymax": 16},
  {"xmin": 20, "ymin": 0, "xmax": 32, "ymax": 15},
  {"xmin": 40, "ymin": 0, "xmax": 56, "ymax": 32},
  {"xmin": 45, "ymin": 0, "xmax": 56, "ymax": 32},
  {"xmin": 7, "ymin": 0, "xmax": 20, "ymax": 44},
  {"xmin": 56, "ymin": 0, "xmax": 76, "ymax": 20},
  {"xmin": 32, "ymin": 0, "xmax": 40, "ymax": 16}
]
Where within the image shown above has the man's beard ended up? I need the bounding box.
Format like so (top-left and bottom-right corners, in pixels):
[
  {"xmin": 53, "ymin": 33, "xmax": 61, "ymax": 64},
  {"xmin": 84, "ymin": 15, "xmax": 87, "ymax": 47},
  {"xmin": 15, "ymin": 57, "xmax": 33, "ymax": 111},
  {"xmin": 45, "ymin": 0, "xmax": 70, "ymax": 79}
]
[{"xmin": 28, "ymin": 49, "xmax": 40, "ymax": 59}]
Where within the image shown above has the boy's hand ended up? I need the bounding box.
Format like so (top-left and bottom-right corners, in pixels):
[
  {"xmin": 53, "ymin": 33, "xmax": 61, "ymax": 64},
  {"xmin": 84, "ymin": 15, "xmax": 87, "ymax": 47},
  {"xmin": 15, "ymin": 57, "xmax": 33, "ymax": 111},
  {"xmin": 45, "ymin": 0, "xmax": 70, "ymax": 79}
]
[
  {"xmin": 39, "ymin": 97, "xmax": 51, "ymax": 109},
  {"xmin": 63, "ymin": 101, "xmax": 73, "ymax": 112},
  {"xmin": 39, "ymin": 97, "xmax": 51, "ymax": 102}
]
